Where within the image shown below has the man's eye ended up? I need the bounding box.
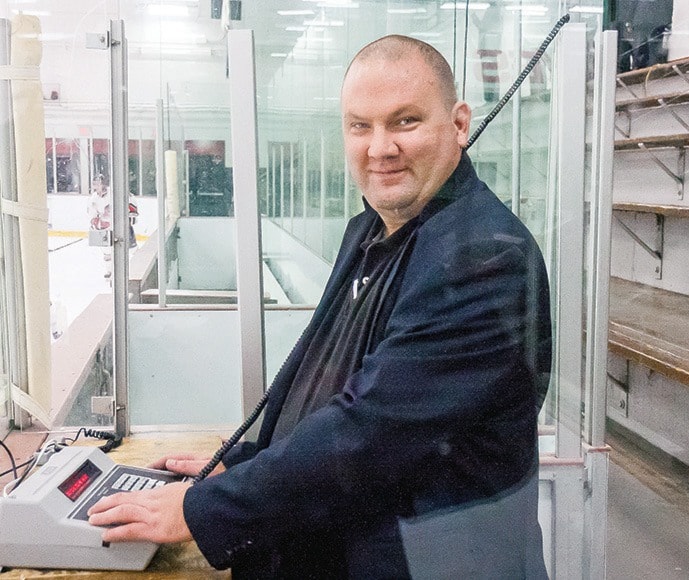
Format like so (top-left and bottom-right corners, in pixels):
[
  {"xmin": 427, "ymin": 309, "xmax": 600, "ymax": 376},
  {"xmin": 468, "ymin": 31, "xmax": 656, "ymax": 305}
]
[
  {"xmin": 350, "ymin": 122, "xmax": 368, "ymax": 131},
  {"xmin": 398, "ymin": 117, "xmax": 417, "ymax": 126}
]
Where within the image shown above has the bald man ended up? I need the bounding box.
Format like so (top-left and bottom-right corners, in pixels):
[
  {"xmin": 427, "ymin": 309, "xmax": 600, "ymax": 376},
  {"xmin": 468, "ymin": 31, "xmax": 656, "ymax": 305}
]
[{"xmin": 90, "ymin": 35, "xmax": 551, "ymax": 579}]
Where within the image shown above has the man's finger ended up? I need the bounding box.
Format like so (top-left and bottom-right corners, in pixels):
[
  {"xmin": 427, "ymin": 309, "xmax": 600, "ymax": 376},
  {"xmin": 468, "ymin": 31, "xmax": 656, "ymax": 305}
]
[
  {"xmin": 87, "ymin": 491, "xmax": 134, "ymax": 516},
  {"xmin": 88, "ymin": 501, "xmax": 149, "ymax": 528},
  {"xmin": 147, "ymin": 453, "xmax": 204, "ymax": 471},
  {"xmin": 101, "ymin": 522, "xmax": 152, "ymax": 543},
  {"xmin": 163, "ymin": 458, "xmax": 206, "ymax": 476}
]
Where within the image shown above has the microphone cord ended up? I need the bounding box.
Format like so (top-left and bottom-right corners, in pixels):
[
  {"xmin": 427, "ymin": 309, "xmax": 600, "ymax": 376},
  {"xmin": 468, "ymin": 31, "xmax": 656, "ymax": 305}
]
[
  {"xmin": 193, "ymin": 389, "xmax": 270, "ymax": 483},
  {"xmin": 467, "ymin": 13, "xmax": 571, "ymax": 150}
]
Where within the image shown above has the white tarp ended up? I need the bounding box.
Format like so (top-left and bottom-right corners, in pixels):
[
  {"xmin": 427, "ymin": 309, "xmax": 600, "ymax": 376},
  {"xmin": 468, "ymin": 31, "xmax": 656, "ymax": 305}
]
[{"xmin": 9, "ymin": 14, "xmax": 51, "ymax": 425}]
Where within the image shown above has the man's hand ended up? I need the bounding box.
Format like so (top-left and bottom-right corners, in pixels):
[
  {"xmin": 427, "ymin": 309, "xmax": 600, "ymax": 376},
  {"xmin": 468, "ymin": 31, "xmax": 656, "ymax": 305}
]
[
  {"xmin": 148, "ymin": 453, "xmax": 226, "ymax": 478},
  {"xmin": 87, "ymin": 481, "xmax": 193, "ymax": 544}
]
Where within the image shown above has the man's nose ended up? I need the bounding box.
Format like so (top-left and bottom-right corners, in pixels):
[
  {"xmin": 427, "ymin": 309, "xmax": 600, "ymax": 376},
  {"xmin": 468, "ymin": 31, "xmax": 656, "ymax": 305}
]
[{"xmin": 368, "ymin": 128, "xmax": 398, "ymax": 158}]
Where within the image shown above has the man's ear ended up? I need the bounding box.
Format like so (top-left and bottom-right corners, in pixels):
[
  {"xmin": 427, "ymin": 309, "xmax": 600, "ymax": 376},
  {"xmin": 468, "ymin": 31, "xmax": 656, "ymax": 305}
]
[{"xmin": 452, "ymin": 101, "xmax": 472, "ymax": 149}]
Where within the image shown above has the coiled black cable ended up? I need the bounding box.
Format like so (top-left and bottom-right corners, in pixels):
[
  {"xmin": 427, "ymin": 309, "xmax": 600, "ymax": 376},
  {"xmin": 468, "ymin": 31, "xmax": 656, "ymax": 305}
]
[
  {"xmin": 467, "ymin": 13, "xmax": 571, "ymax": 150},
  {"xmin": 0, "ymin": 439, "xmax": 18, "ymax": 480},
  {"xmin": 193, "ymin": 389, "xmax": 270, "ymax": 483},
  {"xmin": 66, "ymin": 427, "xmax": 123, "ymax": 452}
]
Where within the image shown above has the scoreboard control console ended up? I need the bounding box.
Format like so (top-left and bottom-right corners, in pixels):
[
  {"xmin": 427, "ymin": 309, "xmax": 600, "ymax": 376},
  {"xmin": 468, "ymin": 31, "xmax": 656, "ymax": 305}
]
[{"xmin": 0, "ymin": 446, "xmax": 183, "ymax": 571}]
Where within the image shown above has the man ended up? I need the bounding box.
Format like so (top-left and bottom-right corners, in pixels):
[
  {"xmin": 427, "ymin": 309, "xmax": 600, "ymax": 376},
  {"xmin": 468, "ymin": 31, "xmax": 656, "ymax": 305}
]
[{"xmin": 89, "ymin": 35, "xmax": 552, "ymax": 578}]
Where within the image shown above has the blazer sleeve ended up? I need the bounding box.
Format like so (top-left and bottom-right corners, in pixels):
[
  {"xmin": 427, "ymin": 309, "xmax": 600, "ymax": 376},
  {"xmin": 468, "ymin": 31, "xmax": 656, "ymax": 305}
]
[{"xmin": 183, "ymin": 217, "xmax": 551, "ymax": 570}]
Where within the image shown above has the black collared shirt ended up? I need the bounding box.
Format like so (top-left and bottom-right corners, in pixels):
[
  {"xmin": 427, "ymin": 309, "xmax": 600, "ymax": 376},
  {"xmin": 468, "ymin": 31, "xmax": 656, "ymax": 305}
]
[{"xmin": 270, "ymin": 217, "xmax": 419, "ymax": 443}]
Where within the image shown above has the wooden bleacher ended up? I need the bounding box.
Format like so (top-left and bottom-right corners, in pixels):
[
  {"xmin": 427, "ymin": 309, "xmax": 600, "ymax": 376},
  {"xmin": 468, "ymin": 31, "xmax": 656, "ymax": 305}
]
[
  {"xmin": 614, "ymin": 134, "xmax": 689, "ymax": 151},
  {"xmin": 612, "ymin": 202, "xmax": 689, "ymax": 217},
  {"xmin": 608, "ymin": 277, "xmax": 689, "ymax": 387},
  {"xmin": 616, "ymin": 91, "xmax": 689, "ymax": 112},
  {"xmin": 616, "ymin": 55, "xmax": 689, "ymax": 88}
]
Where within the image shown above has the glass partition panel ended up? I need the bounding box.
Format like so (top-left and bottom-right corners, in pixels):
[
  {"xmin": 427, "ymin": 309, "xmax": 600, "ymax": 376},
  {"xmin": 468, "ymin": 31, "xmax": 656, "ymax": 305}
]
[
  {"xmin": 0, "ymin": 2, "xmax": 119, "ymax": 433},
  {"xmin": 0, "ymin": 0, "xmax": 241, "ymax": 433},
  {"xmin": 0, "ymin": 1, "xmax": 610, "ymax": 573},
  {"xmin": 238, "ymin": 5, "xmax": 609, "ymax": 575},
  {"xmin": 241, "ymin": 0, "xmax": 605, "ymax": 456},
  {"xmin": 125, "ymin": 4, "xmax": 235, "ymax": 307},
  {"xmin": 124, "ymin": 3, "xmax": 242, "ymax": 428},
  {"xmin": 0, "ymin": 0, "xmax": 607, "ymax": 449}
]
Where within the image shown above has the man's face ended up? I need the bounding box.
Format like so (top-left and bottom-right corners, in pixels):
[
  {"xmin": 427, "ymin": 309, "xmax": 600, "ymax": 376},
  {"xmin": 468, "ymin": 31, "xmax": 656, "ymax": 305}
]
[{"xmin": 341, "ymin": 53, "xmax": 471, "ymax": 235}]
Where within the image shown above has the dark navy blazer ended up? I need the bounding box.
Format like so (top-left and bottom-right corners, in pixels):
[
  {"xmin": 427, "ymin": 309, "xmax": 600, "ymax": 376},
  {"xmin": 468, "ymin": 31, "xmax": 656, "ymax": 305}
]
[{"xmin": 184, "ymin": 154, "xmax": 553, "ymax": 577}]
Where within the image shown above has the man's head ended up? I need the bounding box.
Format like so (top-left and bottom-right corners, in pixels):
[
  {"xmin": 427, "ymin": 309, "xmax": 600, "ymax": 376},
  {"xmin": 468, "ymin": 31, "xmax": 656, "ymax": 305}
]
[{"xmin": 341, "ymin": 35, "xmax": 471, "ymax": 236}]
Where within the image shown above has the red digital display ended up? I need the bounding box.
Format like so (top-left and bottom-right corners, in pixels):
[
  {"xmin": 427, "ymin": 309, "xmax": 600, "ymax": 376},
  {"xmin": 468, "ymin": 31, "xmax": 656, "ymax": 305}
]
[{"xmin": 58, "ymin": 460, "xmax": 102, "ymax": 502}]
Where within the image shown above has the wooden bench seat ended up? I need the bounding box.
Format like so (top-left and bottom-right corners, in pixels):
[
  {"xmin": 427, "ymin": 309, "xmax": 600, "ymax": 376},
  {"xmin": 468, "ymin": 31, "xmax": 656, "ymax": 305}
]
[
  {"xmin": 616, "ymin": 91, "xmax": 689, "ymax": 112},
  {"xmin": 612, "ymin": 202, "xmax": 689, "ymax": 217},
  {"xmin": 614, "ymin": 134, "xmax": 689, "ymax": 151},
  {"xmin": 617, "ymin": 56, "xmax": 689, "ymax": 87},
  {"xmin": 608, "ymin": 277, "xmax": 689, "ymax": 387}
]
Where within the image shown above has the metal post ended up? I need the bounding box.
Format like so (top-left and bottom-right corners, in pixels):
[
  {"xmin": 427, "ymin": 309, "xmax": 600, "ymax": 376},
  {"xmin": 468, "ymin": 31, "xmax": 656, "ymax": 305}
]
[
  {"xmin": 110, "ymin": 20, "xmax": 130, "ymax": 437},
  {"xmin": 155, "ymin": 98, "xmax": 167, "ymax": 308},
  {"xmin": 183, "ymin": 148, "xmax": 190, "ymax": 216},
  {"xmin": 511, "ymin": 8, "xmax": 523, "ymax": 217},
  {"xmin": 79, "ymin": 136, "xmax": 90, "ymax": 196},
  {"xmin": 554, "ymin": 23, "xmax": 587, "ymax": 458},
  {"xmin": 319, "ymin": 131, "xmax": 325, "ymax": 257},
  {"xmin": 551, "ymin": 23, "xmax": 588, "ymax": 579},
  {"xmin": 228, "ymin": 30, "xmax": 266, "ymax": 434},
  {"xmin": 302, "ymin": 139, "xmax": 307, "ymax": 222},
  {"xmin": 280, "ymin": 144, "xmax": 285, "ymax": 224},
  {"xmin": 271, "ymin": 145, "xmax": 276, "ymax": 217},
  {"xmin": 50, "ymin": 136, "xmax": 57, "ymax": 194},
  {"xmin": 136, "ymin": 136, "xmax": 142, "ymax": 196},
  {"xmin": 585, "ymin": 30, "xmax": 617, "ymax": 448},
  {"xmin": 289, "ymin": 141, "xmax": 294, "ymax": 232}
]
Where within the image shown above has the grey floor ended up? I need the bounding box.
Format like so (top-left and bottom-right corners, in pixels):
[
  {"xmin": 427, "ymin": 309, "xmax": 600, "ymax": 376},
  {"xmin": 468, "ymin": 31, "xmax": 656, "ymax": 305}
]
[{"xmin": 607, "ymin": 460, "xmax": 689, "ymax": 579}]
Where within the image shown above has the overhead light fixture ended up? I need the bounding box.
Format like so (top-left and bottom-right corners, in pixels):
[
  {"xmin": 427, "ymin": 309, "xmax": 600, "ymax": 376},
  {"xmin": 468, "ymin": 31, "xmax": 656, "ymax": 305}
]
[
  {"xmin": 278, "ymin": 9, "xmax": 315, "ymax": 16},
  {"xmin": 271, "ymin": 52, "xmax": 289, "ymax": 57},
  {"xmin": 296, "ymin": 36, "xmax": 334, "ymax": 45},
  {"xmin": 570, "ymin": 5, "xmax": 604, "ymax": 13},
  {"xmin": 316, "ymin": 1, "xmax": 359, "ymax": 7},
  {"xmin": 387, "ymin": 7, "xmax": 427, "ymax": 14},
  {"xmin": 147, "ymin": 4, "xmax": 189, "ymax": 17},
  {"xmin": 302, "ymin": 0, "xmax": 359, "ymax": 6},
  {"xmin": 144, "ymin": 0, "xmax": 198, "ymax": 4},
  {"xmin": 138, "ymin": 44, "xmax": 212, "ymax": 57},
  {"xmin": 505, "ymin": 4, "xmax": 548, "ymax": 14},
  {"xmin": 410, "ymin": 32, "xmax": 442, "ymax": 38},
  {"xmin": 304, "ymin": 18, "xmax": 344, "ymax": 26},
  {"xmin": 440, "ymin": 2, "xmax": 489, "ymax": 9}
]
